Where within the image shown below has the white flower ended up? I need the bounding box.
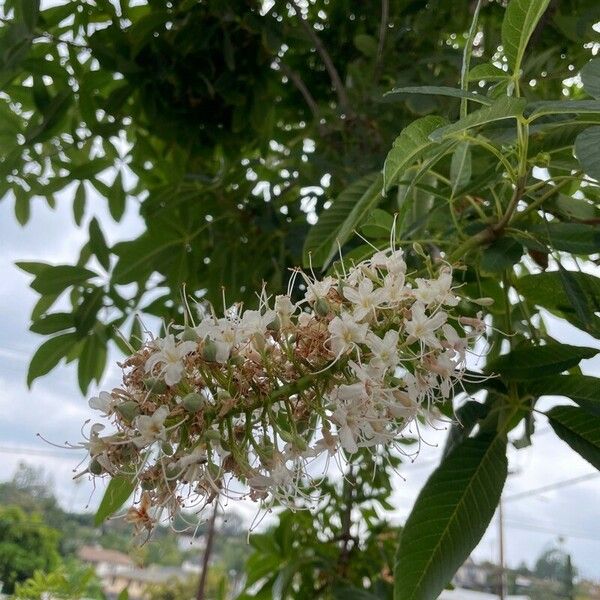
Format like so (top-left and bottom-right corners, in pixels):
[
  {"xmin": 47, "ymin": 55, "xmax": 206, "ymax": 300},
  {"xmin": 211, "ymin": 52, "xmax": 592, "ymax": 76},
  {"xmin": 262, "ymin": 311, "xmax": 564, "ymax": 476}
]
[
  {"xmin": 413, "ymin": 270, "xmax": 458, "ymax": 307},
  {"xmin": 343, "ymin": 277, "xmax": 386, "ymax": 320},
  {"xmin": 275, "ymin": 295, "xmax": 296, "ymax": 329},
  {"xmin": 328, "ymin": 312, "xmax": 368, "ymax": 355},
  {"xmin": 369, "ymin": 249, "xmax": 406, "ymax": 275},
  {"xmin": 89, "ymin": 391, "xmax": 115, "ymax": 416},
  {"xmin": 304, "ymin": 276, "xmax": 335, "ymax": 303},
  {"xmin": 405, "ymin": 303, "xmax": 447, "ymax": 348},
  {"xmin": 239, "ymin": 309, "xmax": 276, "ymax": 338},
  {"xmin": 174, "ymin": 447, "xmax": 207, "ymax": 481},
  {"xmin": 145, "ymin": 335, "xmax": 197, "ymax": 386},
  {"xmin": 331, "ymin": 403, "xmax": 360, "ymax": 454},
  {"xmin": 134, "ymin": 406, "xmax": 170, "ymax": 447},
  {"xmin": 366, "ymin": 330, "xmax": 400, "ymax": 371},
  {"xmin": 380, "ymin": 273, "xmax": 407, "ymax": 305}
]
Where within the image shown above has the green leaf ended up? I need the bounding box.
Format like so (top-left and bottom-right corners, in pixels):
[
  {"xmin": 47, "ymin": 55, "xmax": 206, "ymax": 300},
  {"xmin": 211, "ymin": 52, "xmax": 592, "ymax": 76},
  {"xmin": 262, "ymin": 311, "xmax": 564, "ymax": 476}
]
[
  {"xmin": 89, "ymin": 217, "xmax": 111, "ymax": 270},
  {"xmin": 384, "ymin": 86, "xmax": 492, "ymax": 106},
  {"xmin": 575, "ymin": 126, "xmax": 600, "ymax": 181},
  {"xmin": 383, "ymin": 116, "xmax": 448, "ymax": 192},
  {"xmin": 468, "ymin": 63, "xmax": 510, "ymax": 82},
  {"xmin": 27, "ymin": 332, "xmax": 78, "ymax": 387},
  {"xmin": 302, "ymin": 172, "xmax": 383, "ymax": 268},
  {"xmin": 24, "ymin": 90, "xmax": 72, "ymax": 144},
  {"xmin": 108, "ymin": 171, "xmax": 126, "ymax": 221},
  {"xmin": 527, "ymin": 100, "xmax": 600, "ymax": 120},
  {"xmin": 15, "ymin": 261, "xmax": 50, "ymax": 276},
  {"xmin": 354, "ymin": 34, "xmax": 378, "ymax": 57},
  {"xmin": 581, "ymin": 58, "xmax": 600, "ymax": 100},
  {"xmin": 31, "ymin": 265, "xmax": 98, "ymax": 295},
  {"xmin": 480, "ymin": 237, "xmax": 523, "ymax": 273},
  {"xmin": 501, "ymin": 0, "xmax": 551, "ymax": 74},
  {"xmin": 485, "ymin": 343, "xmax": 598, "ymax": 380},
  {"xmin": 557, "ymin": 264, "xmax": 599, "ymax": 337},
  {"xmin": 94, "ymin": 475, "xmax": 135, "ymax": 526},
  {"xmin": 73, "ymin": 182, "xmax": 86, "ymax": 226},
  {"xmin": 547, "ymin": 406, "xmax": 600, "ymax": 470},
  {"xmin": 524, "ymin": 375, "xmax": 600, "ymax": 417},
  {"xmin": 74, "ymin": 287, "xmax": 104, "ymax": 336},
  {"xmin": 519, "ymin": 223, "xmax": 600, "ymax": 254},
  {"xmin": 442, "ymin": 400, "xmax": 491, "ymax": 458},
  {"xmin": 30, "ymin": 312, "xmax": 75, "ymax": 335},
  {"xmin": 14, "ymin": 188, "xmax": 30, "ymax": 225},
  {"xmin": 450, "ymin": 142, "xmax": 472, "ymax": 195},
  {"xmin": 429, "ymin": 97, "xmax": 526, "ymax": 141},
  {"xmin": 78, "ymin": 333, "xmax": 107, "ymax": 394},
  {"xmin": 394, "ymin": 433, "xmax": 508, "ymax": 600},
  {"xmin": 18, "ymin": 0, "xmax": 40, "ymax": 31}
]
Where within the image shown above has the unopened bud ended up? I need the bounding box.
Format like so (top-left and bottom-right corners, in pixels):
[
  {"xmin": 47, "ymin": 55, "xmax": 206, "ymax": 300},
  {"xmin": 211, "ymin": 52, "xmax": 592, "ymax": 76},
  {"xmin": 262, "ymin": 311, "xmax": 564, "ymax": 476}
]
[
  {"xmin": 89, "ymin": 459, "xmax": 103, "ymax": 475},
  {"xmin": 144, "ymin": 377, "xmax": 167, "ymax": 394},
  {"xmin": 202, "ymin": 338, "xmax": 217, "ymax": 362},
  {"xmin": 471, "ymin": 297, "xmax": 495, "ymax": 306},
  {"xmin": 314, "ymin": 297, "xmax": 330, "ymax": 317},
  {"xmin": 115, "ymin": 400, "xmax": 139, "ymax": 423},
  {"xmin": 181, "ymin": 326, "xmax": 199, "ymax": 342},
  {"xmin": 204, "ymin": 430, "xmax": 221, "ymax": 442},
  {"xmin": 182, "ymin": 392, "xmax": 204, "ymax": 413},
  {"xmin": 161, "ymin": 442, "xmax": 174, "ymax": 455},
  {"xmin": 412, "ymin": 242, "xmax": 426, "ymax": 257}
]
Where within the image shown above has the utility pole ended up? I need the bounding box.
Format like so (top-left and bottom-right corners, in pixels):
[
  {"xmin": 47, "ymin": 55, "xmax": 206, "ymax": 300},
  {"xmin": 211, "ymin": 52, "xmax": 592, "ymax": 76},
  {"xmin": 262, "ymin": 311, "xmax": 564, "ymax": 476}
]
[{"xmin": 498, "ymin": 499, "xmax": 506, "ymax": 600}]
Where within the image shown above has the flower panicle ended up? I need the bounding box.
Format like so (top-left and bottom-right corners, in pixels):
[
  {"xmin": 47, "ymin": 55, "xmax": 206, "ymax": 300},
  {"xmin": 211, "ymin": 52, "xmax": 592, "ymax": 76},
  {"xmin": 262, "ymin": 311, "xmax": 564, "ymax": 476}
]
[{"xmin": 78, "ymin": 247, "xmax": 486, "ymax": 538}]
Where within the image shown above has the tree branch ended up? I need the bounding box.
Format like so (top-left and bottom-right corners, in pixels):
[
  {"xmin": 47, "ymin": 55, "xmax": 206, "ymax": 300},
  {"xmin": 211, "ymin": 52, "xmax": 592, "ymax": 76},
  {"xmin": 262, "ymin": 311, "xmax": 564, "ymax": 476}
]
[
  {"xmin": 374, "ymin": 0, "xmax": 389, "ymax": 81},
  {"xmin": 196, "ymin": 498, "xmax": 219, "ymax": 600},
  {"xmin": 290, "ymin": 1, "xmax": 353, "ymax": 117},
  {"xmin": 278, "ymin": 61, "xmax": 320, "ymax": 119}
]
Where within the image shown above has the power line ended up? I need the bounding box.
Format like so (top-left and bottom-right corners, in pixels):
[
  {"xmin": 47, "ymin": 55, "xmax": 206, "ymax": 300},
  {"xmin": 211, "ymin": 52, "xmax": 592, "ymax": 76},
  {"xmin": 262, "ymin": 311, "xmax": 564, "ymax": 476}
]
[
  {"xmin": 504, "ymin": 472, "xmax": 600, "ymax": 502},
  {"xmin": 504, "ymin": 520, "xmax": 600, "ymax": 542}
]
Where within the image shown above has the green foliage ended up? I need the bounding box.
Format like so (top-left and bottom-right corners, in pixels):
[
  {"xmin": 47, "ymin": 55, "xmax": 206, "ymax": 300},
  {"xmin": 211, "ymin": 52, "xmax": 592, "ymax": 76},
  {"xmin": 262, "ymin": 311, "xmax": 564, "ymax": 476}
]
[
  {"xmin": 4, "ymin": 0, "xmax": 600, "ymax": 597},
  {"xmin": 14, "ymin": 561, "xmax": 104, "ymax": 600},
  {"xmin": 394, "ymin": 432, "xmax": 508, "ymax": 600},
  {"xmin": 0, "ymin": 505, "xmax": 60, "ymax": 594},
  {"xmin": 95, "ymin": 474, "xmax": 136, "ymax": 526}
]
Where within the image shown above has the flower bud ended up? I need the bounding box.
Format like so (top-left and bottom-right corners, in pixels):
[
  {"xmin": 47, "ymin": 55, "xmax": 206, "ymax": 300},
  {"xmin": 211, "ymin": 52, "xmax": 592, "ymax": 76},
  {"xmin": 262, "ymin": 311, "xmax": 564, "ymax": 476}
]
[
  {"xmin": 202, "ymin": 338, "xmax": 217, "ymax": 362},
  {"xmin": 144, "ymin": 377, "xmax": 167, "ymax": 394},
  {"xmin": 182, "ymin": 392, "xmax": 205, "ymax": 413},
  {"xmin": 161, "ymin": 442, "xmax": 174, "ymax": 455},
  {"xmin": 204, "ymin": 430, "xmax": 221, "ymax": 442},
  {"xmin": 314, "ymin": 297, "xmax": 330, "ymax": 317},
  {"xmin": 89, "ymin": 459, "xmax": 103, "ymax": 475},
  {"xmin": 181, "ymin": 326, "xmax": 199, "ymax": 342},
  {"xmin": 115, "ymin": 401, "xmax": 140, "ymax": 423},
  {"xmin": 471, "ymin": 297, "xmax": 494, "ymax": 306}
]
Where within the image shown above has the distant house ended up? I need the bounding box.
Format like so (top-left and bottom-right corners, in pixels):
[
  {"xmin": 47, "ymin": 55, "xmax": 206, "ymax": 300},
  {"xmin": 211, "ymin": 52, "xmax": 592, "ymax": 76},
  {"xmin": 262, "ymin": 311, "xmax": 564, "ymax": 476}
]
[
  {"xmin": 439, "ymin": 590, "xmax": 530, "ymax": 600},
  {"xmin": 77, "ymin": 545, "xmax": 135, "ymax": 578},
  {"xmin": 77, "ymin": 544, "xmax": 192, "ymax": 600}
]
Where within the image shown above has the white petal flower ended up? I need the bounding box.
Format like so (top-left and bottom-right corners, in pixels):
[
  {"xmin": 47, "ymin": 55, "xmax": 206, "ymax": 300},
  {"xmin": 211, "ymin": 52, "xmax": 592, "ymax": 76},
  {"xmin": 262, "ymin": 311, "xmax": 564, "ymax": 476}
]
[
  {"xmin": 414, "ymin": 270, "xmax": 458, "ymax": 307},
  {"xmin": 328, "ymin": 312, "xmax": 368, "ymax": 355},
  {"xmin": 343, "ymin": 277, "xmax": 386, "ymax": 321},
  {"xmin": 366, "ymin": 329, "xmax": 400, "ymax": 371},
  {"xmin": 145, "ymin": 334, "xmax": 197, "ymax": 386},
  {"xmin": 405, "ymin": 303, "xmax": 447, "ymax": 348},
  {"xmin": 89, "ymin": 391, "xmax": 115, "ymax": 416},
  {"xmin": 134, "ymin": 406, "xmax": 170, "ymax": 447}
]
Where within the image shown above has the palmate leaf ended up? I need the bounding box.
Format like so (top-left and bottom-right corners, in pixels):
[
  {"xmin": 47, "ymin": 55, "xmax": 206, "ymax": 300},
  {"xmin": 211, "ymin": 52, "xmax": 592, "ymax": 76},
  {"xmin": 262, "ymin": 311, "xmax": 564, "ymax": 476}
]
[
  {"xmin": 547, "ymin": 406, "xmax": 600, "ymax": 470},
  {"xmin": 383, "ymin": 116, "xmax": 448, "ymax": 192},
  {"xmin": 501, "ymin": 0, "xmax": 551, "ymax": 74},
  {"xmin": 524, "ymin": 375, "xmax": 600, "ymax": 417},
  {"xmin": 27, "ymin": 332, "xmax": 78, "ymax": 387},
  {"xmin": 429, "ymin": 97, "xmax": 526, "ymax": 141},
  {"xmin": 394, "ymin": 432, "xmax": 508, "ymax": 600},
  {"xmin": 485, "ymin": 342, "xmax": 599, "ymax": 380},
  {"xmin": 302, "ymin": 172, "xmax": 382, "ymax": 268},
  {"xmin": 384, "ymin": 86, "xmax": 492, "ymax": 106},
  {"xmin": 30, "ymin": 265, "xmax": 98, "ymax": 295}
]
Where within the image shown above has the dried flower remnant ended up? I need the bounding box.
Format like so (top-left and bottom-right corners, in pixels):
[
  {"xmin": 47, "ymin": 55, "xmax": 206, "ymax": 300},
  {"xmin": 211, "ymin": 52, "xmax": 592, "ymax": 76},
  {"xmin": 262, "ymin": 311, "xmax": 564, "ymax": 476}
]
[{"xmin": 76, "ymin": 246, "xmax": 487, "ymax": 538}]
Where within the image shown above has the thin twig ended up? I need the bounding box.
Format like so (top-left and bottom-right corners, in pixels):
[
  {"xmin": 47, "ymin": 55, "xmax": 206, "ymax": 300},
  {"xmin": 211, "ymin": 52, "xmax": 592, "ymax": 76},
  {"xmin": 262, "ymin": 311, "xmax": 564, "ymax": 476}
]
[
  {"xmin": 374, "ymin": 0, "xmax": 389, "ymax": 81},
  {"xmin": 196, "ymin": 498, "xmax": 219, "ymax": 600},
  {"xmin": 290, "ymin": 1, "xmax": 353, "ymax": 117},
  {"xmin": 278, "ymin": 61, "xmax": 320, "ymax": 119}
]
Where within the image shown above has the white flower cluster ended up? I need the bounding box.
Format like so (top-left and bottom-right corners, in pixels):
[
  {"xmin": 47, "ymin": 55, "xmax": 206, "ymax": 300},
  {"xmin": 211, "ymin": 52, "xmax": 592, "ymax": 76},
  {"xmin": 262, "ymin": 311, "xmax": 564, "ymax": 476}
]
[{"xmin": 77, "ymin": 246, "xmax": 485, "ymax": 538}]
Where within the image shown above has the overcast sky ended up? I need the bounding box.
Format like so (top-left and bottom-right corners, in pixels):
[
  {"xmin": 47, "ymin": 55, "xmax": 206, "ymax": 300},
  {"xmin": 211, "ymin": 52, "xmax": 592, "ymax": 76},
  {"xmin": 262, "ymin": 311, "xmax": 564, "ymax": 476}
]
[{"xmin": 0, "ymin": 189, "xmax": 599, "ymax": 580}]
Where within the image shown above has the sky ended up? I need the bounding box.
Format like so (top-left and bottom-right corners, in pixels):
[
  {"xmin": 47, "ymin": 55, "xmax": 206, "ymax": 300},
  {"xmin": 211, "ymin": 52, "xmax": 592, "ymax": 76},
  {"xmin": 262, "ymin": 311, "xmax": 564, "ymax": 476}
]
[{"xmin": 0, "ymin": 188, "xmax": 599, "ymax": 580}]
